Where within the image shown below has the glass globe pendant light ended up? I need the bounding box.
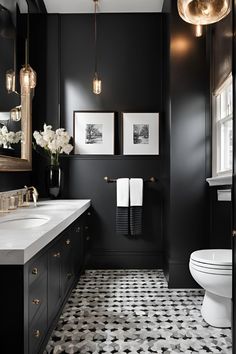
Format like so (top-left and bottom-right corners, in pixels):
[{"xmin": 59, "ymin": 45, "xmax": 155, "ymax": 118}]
[
  {"xmin": 92, "ymin": 0, "xmax": 102, "ymax": 95},
  {"xmin": 177, "ymin": 0, "xmax": 231, "ymax": 25}
]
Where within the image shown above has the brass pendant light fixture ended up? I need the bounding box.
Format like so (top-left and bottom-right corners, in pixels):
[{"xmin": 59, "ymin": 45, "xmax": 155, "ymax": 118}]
[
  {"xmin": 178, "ymin": 0, "xmax": 231, "ymax": 25},
  {"xmin": 92, "ymin": 0, "xmax": 102, "ymax": 95}
]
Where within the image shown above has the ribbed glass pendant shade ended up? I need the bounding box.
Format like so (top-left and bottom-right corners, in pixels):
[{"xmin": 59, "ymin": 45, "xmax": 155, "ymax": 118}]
[
  {"xmin": 93, "ymin": 73, "xmax": 102, "ymax": 95},
  {"xmin": 10, "ymin": 105, "xmax": 22, "ymax": 121},
  {"xmin": 6, "ymin": 69, "xmax": 16, "ymax": 93},
  {"xmin": 20, "ymin": 65, "xmax": 37, "ymax": 95},
  {"xmin": 177, "ymin": 0, "xmax": 231, "ymax": 25}
]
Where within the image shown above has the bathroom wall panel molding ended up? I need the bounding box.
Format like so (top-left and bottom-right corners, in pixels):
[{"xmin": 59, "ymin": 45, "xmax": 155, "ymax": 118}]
[{"xmin": 87, "ymin": 251, "xmax": 163, "ymax": 269}]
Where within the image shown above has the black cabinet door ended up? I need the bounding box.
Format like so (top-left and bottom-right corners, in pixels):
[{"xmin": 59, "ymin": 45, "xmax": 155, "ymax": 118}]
[
  {"xmin": 61, "ymin": 230, "xmax": 75, "ymax": 296},
  {"xmin": 48, "ymin": 241, "xmax": 62, "ymax": 324},
  {"xmin": 72, "ymin": 222, "xmax": 84, "ymax": 275}
]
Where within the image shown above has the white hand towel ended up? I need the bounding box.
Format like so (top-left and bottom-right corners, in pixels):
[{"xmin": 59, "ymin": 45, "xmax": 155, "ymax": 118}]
[
  {"xmin": 130, "ymin": 178, "xmax": 143, "ymax": 206},
  {"xmin": 116, "ymin": 178, "xmax": 129, "ymax": 207}
]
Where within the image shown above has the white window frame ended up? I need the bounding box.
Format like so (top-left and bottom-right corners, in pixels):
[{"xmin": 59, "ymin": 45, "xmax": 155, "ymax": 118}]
[{"xmin": 212, "ymin": 74, "xmax": 233, "ymax": 178}]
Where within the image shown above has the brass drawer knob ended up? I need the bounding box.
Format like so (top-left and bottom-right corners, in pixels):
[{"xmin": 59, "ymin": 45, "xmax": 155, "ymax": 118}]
[
  {"xmin": 87, "ymin": 211, "xmax": 91, "ymax": 216},
  {"xmin": 32, "ymin": 298, "xmax": 40, "ymax": 305},
  {"xmin": 53, "ymin": 252, "xmax": 61, "ymax": 258},
  {"xmin": 34, "ymin": 330, "xmax": 41, "ymax": 338},
  {"xmin": 66, "ymin": 239, "xmax": 71, "ymax": 245},
  {"xmin": 85, "ymin": 226, "xmax": 89, "ymax": 230},
  {"xmin": 32, "ymin": 267, "xmax": 38, "ymax": 275},
  {"xmin": 76, "ymin": 226, "xmax": 81, "ymax": 233}
]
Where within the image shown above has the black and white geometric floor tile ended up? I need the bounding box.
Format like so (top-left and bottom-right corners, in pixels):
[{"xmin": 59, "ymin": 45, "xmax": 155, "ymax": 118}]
[{"xmin": 44, "ymin": 270, "xmax": 232, "ymax": 354}]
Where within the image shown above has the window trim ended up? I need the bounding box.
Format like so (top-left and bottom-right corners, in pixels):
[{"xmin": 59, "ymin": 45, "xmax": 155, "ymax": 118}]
[{"xmin": 212, "ymin": 73, "xmax": 233, "ymax": 178}]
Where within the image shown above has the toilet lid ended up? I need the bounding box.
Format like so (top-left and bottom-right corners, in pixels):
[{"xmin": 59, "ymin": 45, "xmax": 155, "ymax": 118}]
[
  {"xmin": 190, "ymin": 249, "xmax": 232, "ymax": 266},
  {"xmin": 190, "ymin": 258, "xmax": 232, "ymax": 270}
]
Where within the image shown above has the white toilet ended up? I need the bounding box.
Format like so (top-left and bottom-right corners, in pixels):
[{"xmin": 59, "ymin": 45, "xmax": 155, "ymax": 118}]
[{"xmin": 189, "ymin": 249, "xmax": 232, "ymax": 328}]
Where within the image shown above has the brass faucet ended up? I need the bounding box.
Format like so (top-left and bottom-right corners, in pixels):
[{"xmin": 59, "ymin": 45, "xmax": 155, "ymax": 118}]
[{"xmin": 24, "ymin": 186, "xmax": 39, "ymax": 207}]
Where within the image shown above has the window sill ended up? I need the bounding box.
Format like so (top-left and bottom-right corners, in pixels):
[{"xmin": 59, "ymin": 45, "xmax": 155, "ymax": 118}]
[{"xmin": 206, "ymin": 175, "xmax": 232, "ymax": 187}]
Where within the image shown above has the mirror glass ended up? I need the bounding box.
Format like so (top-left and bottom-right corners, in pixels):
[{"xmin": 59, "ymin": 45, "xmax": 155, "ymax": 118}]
[{"xmin": 0, "ymin": 0, "xmax": 32, "ymax": 171}]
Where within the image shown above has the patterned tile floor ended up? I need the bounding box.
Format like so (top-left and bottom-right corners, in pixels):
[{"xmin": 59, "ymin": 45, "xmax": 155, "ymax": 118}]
[{"xmin": 45, "ymin": 270, "xmax": 232, "ymax": 354}]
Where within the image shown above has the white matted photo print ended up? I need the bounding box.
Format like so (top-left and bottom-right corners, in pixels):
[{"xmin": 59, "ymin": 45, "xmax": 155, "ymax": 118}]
[
  {"xmin": 122, "ymin": 112, "xmax": 159, "ymax": 155},
  {"xmin": 74, "ymin": 111, "xmax": 115, "ymax": 154}
]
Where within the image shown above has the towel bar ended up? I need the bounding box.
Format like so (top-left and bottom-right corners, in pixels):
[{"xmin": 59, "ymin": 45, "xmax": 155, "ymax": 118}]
[{"xmin": 104, "ymin": 176, "xmax": 157, "ymax": 183}]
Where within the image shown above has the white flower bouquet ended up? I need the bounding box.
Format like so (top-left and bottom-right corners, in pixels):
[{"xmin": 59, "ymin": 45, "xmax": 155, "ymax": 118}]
[
  {"xmin": 33, "ymin": 124, "xmax": 73, "ymax": 165},
  {"xmin": 0, "ymin": 125, "xmax": 23, "ymax": 148}
]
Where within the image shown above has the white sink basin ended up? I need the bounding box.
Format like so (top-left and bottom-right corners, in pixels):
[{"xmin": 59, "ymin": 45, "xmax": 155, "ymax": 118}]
[{"xmin": 0, "ymin": 216, "xmax": 50, "ymax": 229}]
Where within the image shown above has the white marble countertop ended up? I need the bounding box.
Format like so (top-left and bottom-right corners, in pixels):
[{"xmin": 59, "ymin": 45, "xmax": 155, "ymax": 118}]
[{"xmin": 0, "ymin": 199, "xmax": 91, "ymax": 265}]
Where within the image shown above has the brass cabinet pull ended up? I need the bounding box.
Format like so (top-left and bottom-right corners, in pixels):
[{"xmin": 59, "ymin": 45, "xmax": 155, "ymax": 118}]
[
  {"xmin": 76, "ymin": 226, "xmax": 81, "ymax": 233},
  {"xmin": 53, "ymin": 252, "xmax": 61, "ymax": 258},
  {"xmin": 32, "ymin": 298, "xmax": 40, "ymax": 305},
  {"xmin": 87, "ymin": 211, "xmax": 91, "ymax": 216},
  {"xmin": 66, "ymin": 239, "xmax": 71, "ymax": 245},
  {"xmin": 32, "ymin": 267, "xmax": 38, "ymax": 275},
  {"xmin": 34, "ymin": 329, "xmax": 41, "ymax": 338}
]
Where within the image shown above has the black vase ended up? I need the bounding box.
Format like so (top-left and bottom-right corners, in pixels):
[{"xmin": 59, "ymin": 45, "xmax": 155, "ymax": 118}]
[{"xmin": 45, "ymin": 164, "xmax": 63, "ymax": 199}]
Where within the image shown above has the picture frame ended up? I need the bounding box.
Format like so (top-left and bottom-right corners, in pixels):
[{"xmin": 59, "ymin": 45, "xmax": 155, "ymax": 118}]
[
  {"xmin": 122, "ymin": 112, "xmax": 159, "ymax": 155},
  {"xmin": 73, "ymin": 111, "xmax": 115, "ymax": 155}
]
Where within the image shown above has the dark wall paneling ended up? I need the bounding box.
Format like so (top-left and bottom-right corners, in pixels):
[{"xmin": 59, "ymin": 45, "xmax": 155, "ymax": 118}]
[
  {"xmin": 209, "ymin": 187, "xmax": 232, "ymax": 249},
  {"xmin": 61, "ymin": 156, "xmax": 163, "ymax": 269},
  {"xmin": 60, "ymin": 14, "xmax": 163, "ymax": 136},
  {"xmin": 56, "ymin": 13, "xmax": 164, "ymax": 268},
  {"xmin": 212, "ymin": 10, "xmax": 233, "ymax": 91},
  {"xmin": 163, "ymin": 0, "xmax": 209, "ymax": 287}
]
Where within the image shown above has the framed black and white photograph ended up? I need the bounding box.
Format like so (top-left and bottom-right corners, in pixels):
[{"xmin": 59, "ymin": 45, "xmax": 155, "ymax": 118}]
[
  {"xmin": 122, "ymin": 112, "xmax": 159, "ymax": 155},
  {"xmin": 74, "ymin": 111, "xmax": 115, "ymax": 154}
]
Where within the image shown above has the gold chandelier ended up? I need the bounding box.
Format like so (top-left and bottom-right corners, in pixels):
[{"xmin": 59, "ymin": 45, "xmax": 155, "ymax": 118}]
[{"xmin": 177, "ymin": 0, "xmax": 231, "ymax": 25}]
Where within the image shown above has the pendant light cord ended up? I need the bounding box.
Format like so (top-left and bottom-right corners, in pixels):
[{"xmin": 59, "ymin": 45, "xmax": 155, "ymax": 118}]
[
  {"xmin": 94, "ymin": 0, "xmax": 98, "ymax": 75},
  {"xmin": 25, "ymin": 6, "xmax": 30, "ymax": 66}
]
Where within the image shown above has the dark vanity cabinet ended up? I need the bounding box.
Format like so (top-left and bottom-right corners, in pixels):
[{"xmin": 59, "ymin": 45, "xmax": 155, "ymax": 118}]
[{"xmin": 0, "ymin": 209, "xmax": 90, "ymax": 354}]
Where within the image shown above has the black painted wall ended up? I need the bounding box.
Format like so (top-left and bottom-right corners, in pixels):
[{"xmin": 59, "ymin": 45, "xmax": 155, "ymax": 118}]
[
  {"xmin": 30, "ymin": 4, "xmax": 232, "ymax": 281},
  {"xmin": 32, "ymin": 13, "xmax": 165, "ymax": 268},
  {"xmin": 209, "ymin": 187, "xmax": 232, "ymax": 249},
  {"xmin": 163, "ymin": 1, "xmax": 209, "ymax": 287}
]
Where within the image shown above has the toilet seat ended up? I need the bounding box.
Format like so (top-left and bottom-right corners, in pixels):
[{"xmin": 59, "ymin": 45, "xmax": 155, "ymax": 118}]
[
  {"xmin": 190, "ymin": 262, "xmax": 232, "ymax": 275},
  {"xmin": 190, "ymin": 258, "xmax": 232, "ymax": 270},
  {"xmin": 191, "ymin": 249, "xmax": 231, "ymax": 266}
]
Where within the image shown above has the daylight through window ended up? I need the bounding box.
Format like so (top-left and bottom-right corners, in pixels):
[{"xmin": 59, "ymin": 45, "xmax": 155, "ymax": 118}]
[{"xmin": 212, "ymin": 75, "xmax": 233, "ymax": 176}]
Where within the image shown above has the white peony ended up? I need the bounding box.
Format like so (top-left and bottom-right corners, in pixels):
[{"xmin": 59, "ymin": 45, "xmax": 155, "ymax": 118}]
[
  {"xmin": 0, "ymin": 125, "xmax": 23, "ymax": 147},
  {"xmin": 33, "ymin": 123, "xmax": 73, "ymax": 159},
  {"xmin": 61, "ymin": 143, "xmax": 73, "ymax": 154}
]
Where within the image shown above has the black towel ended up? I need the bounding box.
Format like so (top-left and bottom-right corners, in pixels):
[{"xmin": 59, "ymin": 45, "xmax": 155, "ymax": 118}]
[
  {"xmin": 130, "ymin": 178, "xmax": 143, "ymax": 236},
  {"xmin": 116, "ymin": 178, "xmax": 129, "ymax": 234},
  {"xmin": 116, "ymin": 207, "xmax": 129, "ymax": 235},
  {"xmin": 130, "ymin": 206, "xmax": 142, "ymax": 236}
]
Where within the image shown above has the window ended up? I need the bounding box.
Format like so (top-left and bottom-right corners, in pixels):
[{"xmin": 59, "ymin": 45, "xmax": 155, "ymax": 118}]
[{"xmin": 212, "ymin": 75, "xmax": 233, "ymax": 176}]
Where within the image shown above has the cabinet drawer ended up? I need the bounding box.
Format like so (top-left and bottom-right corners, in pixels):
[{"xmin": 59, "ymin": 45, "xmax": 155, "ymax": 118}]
[
  {"xmin": 29, "ymin": 306, "xmax": 47, "ymax": 354},
  {"xmin": 29, "ymin": 270, "xmax": 47, "ymax": 324},
  {"xmin": 28, "ymin": 252, "xmax": 47, "ymax": 286}
]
